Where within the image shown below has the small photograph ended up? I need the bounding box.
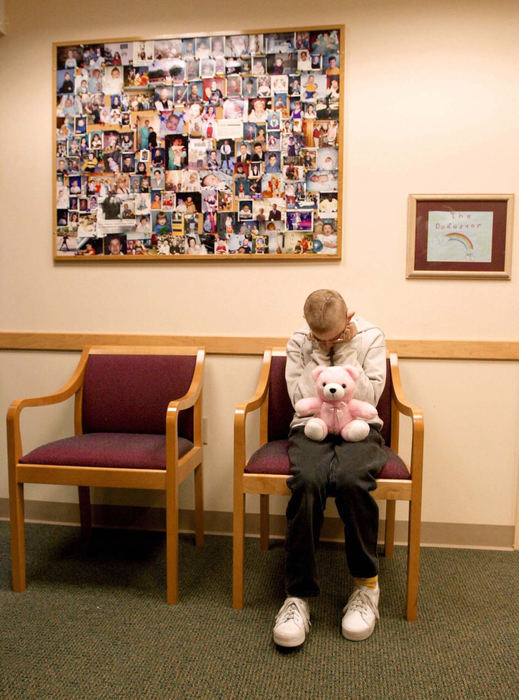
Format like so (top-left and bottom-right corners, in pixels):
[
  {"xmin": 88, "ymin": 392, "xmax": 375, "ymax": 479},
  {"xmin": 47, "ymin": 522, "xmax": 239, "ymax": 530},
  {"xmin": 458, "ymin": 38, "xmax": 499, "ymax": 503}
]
[
  {"xmin": 283, "ymin": 163, "xmax": 305, "ymax": 181},
  {"xmin": 316, "ymin": 146, "xmax": 339, "ymax": 171},
  {"xmin": 248, "ymin": 33, "xmax": 264, "ymax": 55},
  {"xmin": 255, "ymin": 80, "xmax": 270, "ymax": 104},
  {"xmin": 313, "ymin": 218, "xmax": 338, "ymax": 254},
  {"xmin": 202, "ymin": 188, "xmax": 218, "ymax": 213},
  {"xmin": 214, "ymin": 56, "xmax": 227, "ymax": 75},
  {"xmin": 241, "ymin": 76, "xmax": 256, "ymax": 100},
  {"xmin": 264, "ymin": 151, "xmax": 281, "ymax": 173},
  {"xmin": 249, "ymin": 160, "xmax": 264, "ymax": 179},
  {"xmin": 56, "ymin": 69, "xmax": 75, "ymax": 97},
  {"xmin": 154, "ymin": 86, "xmax": 174, "ymax": 111},
  {"xmin": 111, "ymin": 95, "xmax": 123, "ymax": 110},
  {"xmin": 264, "ymin": 32, "xmax": 295, "ymax": 54},
  {"xmin": 227, "ymin": 74, "xmax": 242, "ymax": 98},
  {"xmin": 248, "ymin": 98, "xmax": 268, "ymax": 123},
  {"xmin": 261, "ymin": 173, "xmax": 284, "ymax": 198},
  {"xmin": 319, "ymin": 192, "xmax": 338, "ymax": 217},
  {"xmin": 310, "ymin": 29, "xmax": 340, "ymax": 55},
  {"xmin": 186, "ymin": 235, "xmax": 208, "ymax": 255},
  {"xmin": 178, "ymin": 192, "xmax": 202, "ymax": 213},
  {"xmin": 184, "ymin": 212, "xmax": 202, "ymax": 238},
  {"xmin": 235, "ymin": 141, "xmax": 251, "ymax": 163},
  {"xmin": 154, "ymin": 38, "xmax": 182, "ymax": 60},
  {"xmin": 234, "ymin": 162, "xmax": 249, "ymax": 179},
  {"xmin": 75, "ymin": 237, "xmax": 103, "ymax": 256},
  {"xmin": 251, "ymin": 232, "xmax": 267, "ymax": 253},
  {"xmin": 182, "ymin": 38, "xmax": 196, "ymax": 59},
  {"xmin": 234, "ymin": 179, "xmax": 250, "ymax": 199},
  {"xmin": 133, "ymin": 41, "xmax": 154, "ymax": 65},
  {"xmin": 103, "ymin": 65, "xmax": 124, "ymax": 95},
  {"xmin": 150, "ymin": 167, "xmax": 165, "ymax": 189},
  {"xmin": 188, "ymin": 139, "xmax": 208, "ymax": 170},
  {"xmin": 162, "ymin": 191, "xmax": 175, "ymax": 209},
  {"xmin": 218, "ymin": 189, "xmax": 233, "ymax": 211},
  {"xmin": 182, "ymin": 169, "xmax": 202, "ymax": 192},
  {"xmin": 187, "ymin": 81, "xmax": 203, "ymax": 103},
  {"xmin": 290, "ymin": 98, "xmax": 304, "ymax": 119},
  {"xmin": 184, "ymin": 59, "xmax": 200, "ymax": 82},
  {"xmin": 306, "ymin": 169, "xmax": 338, "ymax": 192},
  {"xmin": 266, "ymin": 110, "xmax": 281, "ymax": 130},
  {"xmin": 200, "ymin": 58, "xmax": 216, "ymax": 79},
  {"xmin": 217, "ymin": 211, "xmax": 237, "ymax": 237},
  {"xmin": 104, "ymin": 234, "xmax": 128, "ymax": 255},
  {"xmin": 238, "ymin": 199, "xmax": 253, "ymax": 219},
  {"xmin": 303, "ymin": 103, "xmax": 318, "ymax": 119},
  {"xmin": 242, "ymin": 122, "xmax": 258, "ymax": 142},
  {"xmin": 267, "ymin": 54, "xmax": 294, "ymax": 75},
  {"xmin": 289, "ymin": 75, "xmax": 301, "ymax": 95},
  {"xmin": 271, "ymin": 74, "xmax": 288, "ymax": 94},
  {"xmin": 151, "ymin": 209, "xmax": 172, "ymax": 237},
  {"xmin": 120, "ymin": 199, "xmax": 135, "ymax": 220},
  {"xmin": 195, "ymin": 37, "xmax": 211, "ymax": 60},
  {"xmin": 226, "ymin": 34, "xmax": 249, "ymax": 58},
  {"xmin": 325, "ymin": 54, "xmax": 340, "ymax": 77},
  {"xmin": 135, "ymin": 193, "xmax": 151, "ymax": 214},
  {"xmin": 297, "ymin": 50, "xmax": 312, "ymax": 71},
  {"xmin": 202, "ymin": 77, "xmax": 225, "ymax": 104},
  {"xmin": 151, "ymin": 147, "xmax": 166, "ymax": 166},
  {"xmin": 252, "ymin": 56, "xmax": 267, "ymax": 76},
  {"xmin": 211, "ymin": 36, "xmax": 226, "ymax": 58},
  {"xmin": 272, "ymin": 93, "xmax": 289, "ymax": 116},
  {"xmin": 150, "ymin": 191, "xmax": 163, "ymax": 210},
  {"xmin": 121, "ymin": 153, "xmax": 136, "ymax": 173},
  {"xmin": 203, "ymin": 211, "xmax": 217, "ymax": 234},
  {"xmin": 222, "ymin": 98, "xmax": 246, "ymax": 120},
  {"xmin": 57, "ymin": 45, "xmax": 83, "ymax": 70},
  {"xmin": 310, "ymin": 54, "xmax": 322, "ymax": 70},
  {"xmin": 104, "ymin": 42, "xmax": 132, "ymax": 66},
  {"xmin": 58, "ymin": 230, "xmax": 76, "ymax": 254},
  {"xmin": 295, "ymin": 31, "xmax": 310, "ymax": 50}
]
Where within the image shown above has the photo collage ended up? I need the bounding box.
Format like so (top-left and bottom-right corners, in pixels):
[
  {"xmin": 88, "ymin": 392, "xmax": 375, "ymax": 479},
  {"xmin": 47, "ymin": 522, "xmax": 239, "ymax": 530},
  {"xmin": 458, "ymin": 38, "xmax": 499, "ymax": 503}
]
[{"xmin": 55, "ymin": 28, "xmax": 342, "ymax": 258}]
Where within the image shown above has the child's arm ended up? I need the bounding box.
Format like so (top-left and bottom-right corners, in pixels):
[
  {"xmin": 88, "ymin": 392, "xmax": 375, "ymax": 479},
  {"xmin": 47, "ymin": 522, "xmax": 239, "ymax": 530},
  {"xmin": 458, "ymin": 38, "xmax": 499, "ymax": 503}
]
[
  {"xmin": 332, "ymin": 320, "xmax": 386, "ymax": 406},
  {"xmin": 285, "ymin": 330, "xmax": 330, "ymax": 407}
]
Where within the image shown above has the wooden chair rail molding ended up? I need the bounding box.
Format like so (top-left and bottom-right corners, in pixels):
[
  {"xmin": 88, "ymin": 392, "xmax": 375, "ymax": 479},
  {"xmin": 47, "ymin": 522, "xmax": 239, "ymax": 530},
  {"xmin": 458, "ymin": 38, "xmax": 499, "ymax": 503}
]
[{"xmin": 1, "ymin": 332, "xmax": 519, "ymax": 360}]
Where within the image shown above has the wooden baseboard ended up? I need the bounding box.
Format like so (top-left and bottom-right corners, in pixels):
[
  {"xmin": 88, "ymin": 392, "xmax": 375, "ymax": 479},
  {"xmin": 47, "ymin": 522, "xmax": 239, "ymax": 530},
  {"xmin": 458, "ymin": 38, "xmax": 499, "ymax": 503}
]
[{"xmin": 0, "ymin": 499, "xmax": 513, "ymax": 550}]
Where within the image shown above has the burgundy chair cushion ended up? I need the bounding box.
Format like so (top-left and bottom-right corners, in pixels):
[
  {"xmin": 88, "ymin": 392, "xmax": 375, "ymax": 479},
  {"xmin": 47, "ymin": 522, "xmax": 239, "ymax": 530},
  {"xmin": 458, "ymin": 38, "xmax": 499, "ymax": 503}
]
[
  {"xmin": 19, "ymin": 433, "xmax": 193, "ymax": 470},
  {"xmin": 82, "ymin": 354, "xmax": 196, "ymax": 439},
  {"xmin": 267, "ymin": 356, "xmax": 392, "ymax": 447},
  {"xmin": 245, "ymin": 440, "xmax": 410, "ymax": 480}
]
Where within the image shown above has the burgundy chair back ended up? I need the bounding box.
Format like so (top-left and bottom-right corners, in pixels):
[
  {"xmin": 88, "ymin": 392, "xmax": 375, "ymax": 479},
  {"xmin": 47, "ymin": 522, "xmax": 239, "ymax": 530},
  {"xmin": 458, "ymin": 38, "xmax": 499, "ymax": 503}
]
[
  {"xmin": 82, "ymin": 354, "xmax": 196, "ymax": 439},
  {"xmin": 268, "ymin": 355, "xmax": 392, "ymax": 447}
]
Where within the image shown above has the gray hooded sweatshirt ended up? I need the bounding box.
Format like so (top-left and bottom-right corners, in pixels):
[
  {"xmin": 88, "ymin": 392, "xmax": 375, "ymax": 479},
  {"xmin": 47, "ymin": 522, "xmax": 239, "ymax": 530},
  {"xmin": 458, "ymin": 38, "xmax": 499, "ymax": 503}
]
[{"xmin": 285, "ymin": 314, "xmax": 386, "ymax": 430}]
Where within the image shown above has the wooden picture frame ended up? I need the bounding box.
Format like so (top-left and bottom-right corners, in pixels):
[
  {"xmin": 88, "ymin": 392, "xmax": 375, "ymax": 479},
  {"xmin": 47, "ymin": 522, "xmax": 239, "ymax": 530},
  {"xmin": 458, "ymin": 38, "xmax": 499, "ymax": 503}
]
[
  {"xmin": 406, "ymin": 194, "xmax": 514, "ymax": 279},
  {"xmin": 53, "ymin": 26, "xmax": 345, "ymax": 261}
]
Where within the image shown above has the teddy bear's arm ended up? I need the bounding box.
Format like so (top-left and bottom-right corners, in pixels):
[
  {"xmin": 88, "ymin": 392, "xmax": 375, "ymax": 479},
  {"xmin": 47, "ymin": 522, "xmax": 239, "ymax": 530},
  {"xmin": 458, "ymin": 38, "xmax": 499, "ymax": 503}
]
[
  {"xmin": 294, "ymin": 396, "xmax": 322, "ymax": 416},
  {"xmin": 348, "ymin": 399, "xmax": 378, "ymax": 420}
]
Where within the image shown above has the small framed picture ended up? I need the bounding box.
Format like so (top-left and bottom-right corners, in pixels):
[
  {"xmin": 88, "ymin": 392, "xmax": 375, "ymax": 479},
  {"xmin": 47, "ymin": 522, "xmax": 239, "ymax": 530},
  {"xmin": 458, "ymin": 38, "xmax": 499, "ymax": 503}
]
[{"xmin": 406, "ymin": 194, "xmax": 514, "ymax": 279}]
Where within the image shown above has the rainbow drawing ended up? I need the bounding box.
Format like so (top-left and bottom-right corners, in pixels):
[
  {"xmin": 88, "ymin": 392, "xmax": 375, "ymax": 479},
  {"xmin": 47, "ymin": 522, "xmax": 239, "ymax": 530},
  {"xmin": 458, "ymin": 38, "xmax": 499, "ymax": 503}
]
[{"xmin": 445, "ymin": 232, "xmax": 474, "ymax": 250}]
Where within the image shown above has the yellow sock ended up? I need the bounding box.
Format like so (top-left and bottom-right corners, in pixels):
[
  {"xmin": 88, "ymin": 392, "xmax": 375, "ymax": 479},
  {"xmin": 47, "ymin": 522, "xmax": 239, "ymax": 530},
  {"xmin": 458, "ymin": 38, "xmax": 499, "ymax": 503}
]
[{"xmin": 353, "ymin": 575, "xmax": 378, "ymax": 590}]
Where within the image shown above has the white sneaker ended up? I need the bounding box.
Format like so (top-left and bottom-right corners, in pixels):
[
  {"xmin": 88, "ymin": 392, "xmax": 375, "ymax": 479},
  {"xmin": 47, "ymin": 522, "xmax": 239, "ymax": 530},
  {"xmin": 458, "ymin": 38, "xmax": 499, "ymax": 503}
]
[
  {"xmin": 341, "ymin": 584, "xmax": 380, "ymax": 641},
  {"xmin": 273, "ymin": 597, "xmax": 310, "ymax": 647}
]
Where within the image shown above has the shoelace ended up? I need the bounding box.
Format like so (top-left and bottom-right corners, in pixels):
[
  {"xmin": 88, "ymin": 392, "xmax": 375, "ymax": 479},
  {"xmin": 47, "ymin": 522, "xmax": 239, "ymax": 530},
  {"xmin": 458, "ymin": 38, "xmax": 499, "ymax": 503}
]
[
  {"xmin": 342, "ymin": 589, "xmax": 379, "ymax": 621},
  {"xmin": 276, "ymin": 598, "xmax": 310, "ymax": 630}
]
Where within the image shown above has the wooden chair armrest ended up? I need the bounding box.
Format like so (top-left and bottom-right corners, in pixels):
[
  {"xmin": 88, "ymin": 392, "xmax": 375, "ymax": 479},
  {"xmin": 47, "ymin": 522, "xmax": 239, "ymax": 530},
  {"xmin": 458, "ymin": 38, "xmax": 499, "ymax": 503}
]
[
  {"xmin": 234, "ymin": 350, "xmax": 272, "ymax": 477},
  {"xmin": 390, "ymin": 353, "xmax": 424, "ymax": 423},
  {"xmin": 6, "ymin": 350, "xmax": 89, "ymax": 464},
  {"xmin": 389, "ymin": 353, "xmax": 424, "ymax": 478},
  {"xmin": 166, "ymin": 349, "xmax": 205, "ymax": 439}
]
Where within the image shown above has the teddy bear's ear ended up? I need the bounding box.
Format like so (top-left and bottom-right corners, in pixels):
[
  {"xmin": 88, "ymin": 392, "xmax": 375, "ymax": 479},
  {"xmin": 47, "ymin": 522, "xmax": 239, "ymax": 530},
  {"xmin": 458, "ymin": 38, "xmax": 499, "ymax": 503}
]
[
  {"xmin": 312, "ymin": 365, "xmax": 327, "ymax": 381},
  {"xmin": 343, "ymin": 364, "xmax": 360, "ymax": 381}
]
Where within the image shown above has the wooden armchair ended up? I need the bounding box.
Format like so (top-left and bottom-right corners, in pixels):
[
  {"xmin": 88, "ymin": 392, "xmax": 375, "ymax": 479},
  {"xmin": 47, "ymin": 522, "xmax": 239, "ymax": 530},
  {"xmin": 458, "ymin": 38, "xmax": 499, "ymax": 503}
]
[
  {"xmin": 233, "ymin": 349, "xmax": 424, "ymax": 620},
  {"xmin": 7, "ymin": 345, "xmax": 205, "ymax": 604}
]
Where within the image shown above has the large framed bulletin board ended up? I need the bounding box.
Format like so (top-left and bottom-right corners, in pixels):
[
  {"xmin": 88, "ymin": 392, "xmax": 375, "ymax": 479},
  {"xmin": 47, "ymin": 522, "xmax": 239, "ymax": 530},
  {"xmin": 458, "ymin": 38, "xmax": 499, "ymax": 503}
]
[{"xmin": 54, "ymin": 27, "xmax": 344, "ymax": 260}]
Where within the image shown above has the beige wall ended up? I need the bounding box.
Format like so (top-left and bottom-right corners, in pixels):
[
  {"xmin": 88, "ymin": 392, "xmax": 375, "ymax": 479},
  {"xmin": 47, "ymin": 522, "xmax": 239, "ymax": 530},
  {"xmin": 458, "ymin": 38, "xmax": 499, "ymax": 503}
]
[{"xmin": 1, "ymin": 0, "xmax": 518, "ymax": 545}]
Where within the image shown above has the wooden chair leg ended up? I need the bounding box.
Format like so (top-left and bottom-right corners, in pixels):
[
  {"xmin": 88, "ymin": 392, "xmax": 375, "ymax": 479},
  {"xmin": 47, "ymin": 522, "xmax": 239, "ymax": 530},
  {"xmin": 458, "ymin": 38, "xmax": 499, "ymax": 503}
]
[
  {"xmin": 384, "ymin": 500, "xmax": 396, "ymax": 558},
  {"xmin": 166, "ymin": 484, "xmax": 179, "ymax": 605},
  {"xmin": 406, "ymin": 498, "xmax": 421, "ymax": 621},
  {"xmin": 233, "ymin": 491, "xmax": 245, "ymax": 609},
  {"xmin": 259, "ymin": 494, "xmax": 269, "ymax": 551},
  {"xmin": 9, "ymin": 480, "xmax": 26, "ymax": 592},
  {"xmin": 193, "ymin": 462, "xmax": 204, "ymax": 547},
  {"xmin": 78, "ymin": 486, "xmax": 92, "ymax": 538}
]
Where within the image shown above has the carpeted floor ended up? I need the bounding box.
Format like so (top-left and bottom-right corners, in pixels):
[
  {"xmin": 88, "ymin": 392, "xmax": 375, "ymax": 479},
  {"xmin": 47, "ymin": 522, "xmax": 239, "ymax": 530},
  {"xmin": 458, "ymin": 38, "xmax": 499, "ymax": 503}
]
[{"xmin": 0, "ymin": 521, "xmax": 518, "ymax": 699}]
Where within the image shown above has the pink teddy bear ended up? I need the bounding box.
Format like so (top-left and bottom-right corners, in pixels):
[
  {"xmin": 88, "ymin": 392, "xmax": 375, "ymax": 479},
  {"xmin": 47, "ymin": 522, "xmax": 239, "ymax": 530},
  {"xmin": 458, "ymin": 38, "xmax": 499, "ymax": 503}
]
[{"xmin": 295, "ymin": 365, "xmax": 378, "ymax": 442}]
